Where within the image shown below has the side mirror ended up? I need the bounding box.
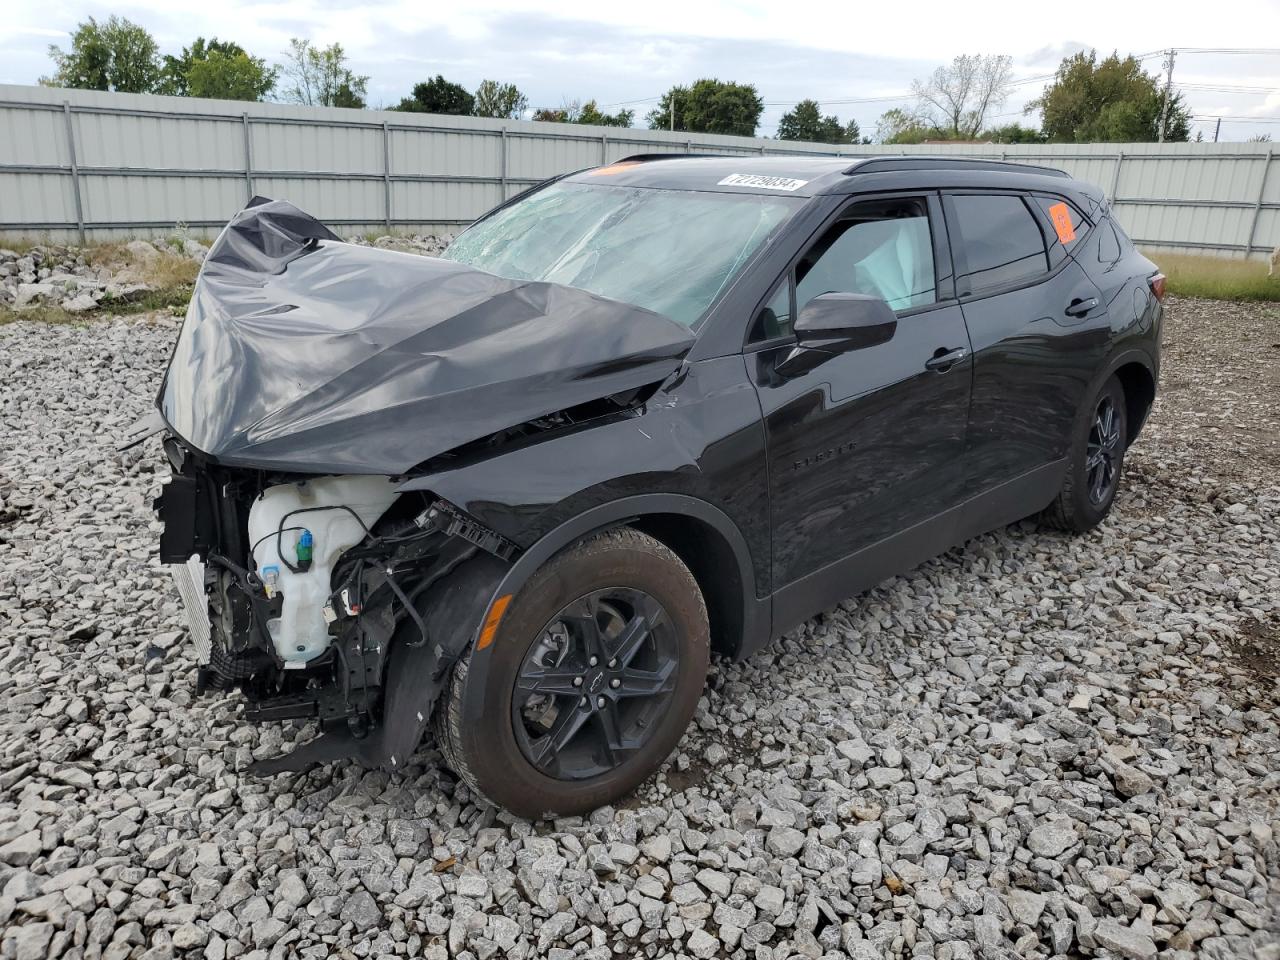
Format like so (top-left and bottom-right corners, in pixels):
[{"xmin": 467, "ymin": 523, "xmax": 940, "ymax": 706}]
[{"xmin": 776, "ymin": 293, "xmax": 897, "ymax": 378}]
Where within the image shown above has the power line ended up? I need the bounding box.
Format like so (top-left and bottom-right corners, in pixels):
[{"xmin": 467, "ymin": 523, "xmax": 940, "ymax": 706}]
[
  {"xmin": 1180, "ymin": 83, "xmax": 1280, "ymax": 93},
  {"xmin": 761, "ymin": 93, "xmax": 914, "ymax": 106},
  {"xmin": 1191, "ymin": 114, "xmax": 1280, "ymax": 122},
  {"xmin": 1174, "ymin": 47, "xmax": 1280, "ymax": 55},
  {"xmin": 598, "ymin": 95, "xmax": 662, "ymax": 107}
]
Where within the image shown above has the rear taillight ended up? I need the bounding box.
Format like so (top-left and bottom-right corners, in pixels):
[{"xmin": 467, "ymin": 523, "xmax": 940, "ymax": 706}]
[{"xmin": 1149, "ymin": 273, "xmax": 1167, "ymax": 302}]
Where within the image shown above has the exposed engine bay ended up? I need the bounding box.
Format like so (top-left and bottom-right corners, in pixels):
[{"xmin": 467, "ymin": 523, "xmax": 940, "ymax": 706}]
[{"xmin": 154, "ymin": 439, "xmax": 518, "ymax": 767}]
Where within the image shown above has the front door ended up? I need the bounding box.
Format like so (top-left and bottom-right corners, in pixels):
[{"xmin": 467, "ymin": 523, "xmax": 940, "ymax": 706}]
[{"xmin": 749, "ymin": 194, "xmax": 972, "ymax": 601}]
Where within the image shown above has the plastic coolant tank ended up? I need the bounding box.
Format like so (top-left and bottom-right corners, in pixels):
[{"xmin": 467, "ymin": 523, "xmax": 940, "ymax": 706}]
[{"xmin": 247, "ymin": 475, "xmax": 399, "ymax": 668}]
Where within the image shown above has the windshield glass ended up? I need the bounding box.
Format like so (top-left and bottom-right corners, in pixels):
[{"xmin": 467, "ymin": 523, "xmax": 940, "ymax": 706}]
[{"xmin": 443, "ymin": 180, "xmax": 802, "ymax": 327}]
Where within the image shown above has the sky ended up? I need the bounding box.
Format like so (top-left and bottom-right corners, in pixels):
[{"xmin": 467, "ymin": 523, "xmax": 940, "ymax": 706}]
[{"xmin": 3, "ymin": 0, "xmax": 1280, "ymax": 141}]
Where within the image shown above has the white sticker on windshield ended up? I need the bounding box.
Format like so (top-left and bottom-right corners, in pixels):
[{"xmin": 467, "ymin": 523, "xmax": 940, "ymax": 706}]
[{"xmin": 717, "ymin": 173, "xmax": 809, "ymax": 191}]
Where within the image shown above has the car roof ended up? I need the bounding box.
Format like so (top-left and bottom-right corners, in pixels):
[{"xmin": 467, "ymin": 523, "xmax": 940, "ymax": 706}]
[{"xmin": 560, "ymin": 154, "xmax": 1082, "ymax": 200}]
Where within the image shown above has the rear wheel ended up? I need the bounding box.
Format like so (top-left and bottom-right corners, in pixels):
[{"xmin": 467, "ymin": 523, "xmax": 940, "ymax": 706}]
[
  {"xmin": 435, "ymin": 528, "xmax": 709, "ymax": 818},
  {"xmin": 1040, "ymin": 375, "xmax": 1128, "ymax": 533}
]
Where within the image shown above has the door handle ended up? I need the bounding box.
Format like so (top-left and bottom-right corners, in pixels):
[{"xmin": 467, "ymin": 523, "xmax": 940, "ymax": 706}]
[
  {"xmin": 1065, "ymin": 296, "xmax": 1099, "ymax": 318},
  {"xmin": 925, "ymin": 346, "xmax": 966, "ymax": 372}
]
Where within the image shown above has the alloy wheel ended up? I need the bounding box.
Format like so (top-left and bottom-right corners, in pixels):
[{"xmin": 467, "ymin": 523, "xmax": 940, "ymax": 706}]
[
  {"xmin": 1085, "ymin": 395, "xmax": 1122, "ymax": 505},
  {"xmin": 511, "ymin": 587, "xmax": 680, "ymax": 780}
]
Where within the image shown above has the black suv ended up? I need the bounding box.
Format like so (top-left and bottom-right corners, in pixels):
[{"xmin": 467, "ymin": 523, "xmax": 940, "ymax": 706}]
[{"xmin": 149, "ymin": 155, "xmax": 1163, "ymax": 817}]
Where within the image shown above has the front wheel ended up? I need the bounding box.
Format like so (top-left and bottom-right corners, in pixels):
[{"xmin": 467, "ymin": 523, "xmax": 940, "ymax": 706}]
[
  {"xmin": 1040, "ymin": 375, "xmax": 1128, "ymax": 533},
  {"xmin": 435, "ymin": 528, "xmax": 710, "ymax": 818}
]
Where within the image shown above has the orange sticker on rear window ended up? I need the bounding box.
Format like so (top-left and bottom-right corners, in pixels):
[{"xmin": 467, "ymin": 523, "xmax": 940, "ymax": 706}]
[{"xmin": 1048, "ymin": 202, "xmax": 1076, "ymax": 244}]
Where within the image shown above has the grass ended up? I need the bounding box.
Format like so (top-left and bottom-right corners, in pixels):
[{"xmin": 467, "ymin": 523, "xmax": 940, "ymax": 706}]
[
  {"xmin": 1, "ymin": 240, "xmax": 198, "ymax": 325},
  {"xmin": 1147, "ymin": 251, "xmax": 1280, "ymax": 302}
]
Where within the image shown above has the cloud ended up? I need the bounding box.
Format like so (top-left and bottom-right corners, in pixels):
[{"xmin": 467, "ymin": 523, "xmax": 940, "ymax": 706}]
[{"xmin": 3, "ymin": 0, "xmax": 1278, "ymax": 139}]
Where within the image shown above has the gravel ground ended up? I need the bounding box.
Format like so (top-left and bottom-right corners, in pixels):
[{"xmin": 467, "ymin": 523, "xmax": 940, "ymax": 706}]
[{"xmin": 1, "ymin": 295, "xmax": 1277, "ymax": 960}]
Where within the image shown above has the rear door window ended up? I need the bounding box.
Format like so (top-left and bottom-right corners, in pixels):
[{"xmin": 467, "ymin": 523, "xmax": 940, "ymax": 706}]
[
  {"xmin": 1031, "ymin": 195, "xmax": 1088, "ymax": 256},
  {"xmin": 948, "ymin": 194, "xmax": 1050, "ymax": 296}
]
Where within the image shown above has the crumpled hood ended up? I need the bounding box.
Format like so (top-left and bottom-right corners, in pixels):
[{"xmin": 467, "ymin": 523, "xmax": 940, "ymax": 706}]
[{"xmin": 160, "ymin": 198, "xmax": 696, "ymax": 474}]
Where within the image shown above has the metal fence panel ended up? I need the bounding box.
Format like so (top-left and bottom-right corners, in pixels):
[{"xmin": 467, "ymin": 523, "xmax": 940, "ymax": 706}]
[
  {"xmin": 0, "ymin": 103, "xmax": 68, "ymax": 166},
  {"xmin": 0, "ymin": 83, "xmax": 1276, "ymax": 258},
  {"xmin": 0, "ymin": 172, "xmax": 75, "ymax": 227}
]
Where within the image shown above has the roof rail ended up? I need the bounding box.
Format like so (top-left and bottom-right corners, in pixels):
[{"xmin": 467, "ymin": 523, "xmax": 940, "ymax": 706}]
[
  {"xmin": 845, "ymin": 157, "xmax": 1070, "ymax": 178},
  {"xmin": 612, "ymin": 153, "xmax": 726, "ymax": 164}
]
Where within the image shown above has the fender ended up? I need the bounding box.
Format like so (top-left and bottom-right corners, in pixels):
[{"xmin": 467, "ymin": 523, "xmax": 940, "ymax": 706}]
[
  {"xmin": 248, "ymin": 552, "xmax": 508, "ymax": 775},
  {"xmin": 457, "ymin": 493, "xmax": 770, "ymax": 730},
  {"xmin": 1090, "ymin": 343, "xmax": 1159, "ymax": 441}
]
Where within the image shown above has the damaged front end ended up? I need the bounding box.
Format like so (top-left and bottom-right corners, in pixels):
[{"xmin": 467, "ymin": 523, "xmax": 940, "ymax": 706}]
[
  {"xmin": 155, "ymin": 443, "xmax": 512, "ymax": 772},
  {"xmin": 148, "ymin": 197, "xmax": 693, "ymax": 773}
]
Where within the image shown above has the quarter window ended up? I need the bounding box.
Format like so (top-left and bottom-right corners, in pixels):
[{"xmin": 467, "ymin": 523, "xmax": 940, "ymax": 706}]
[
  {"xmin": 794, "ymin": 197, "xmax": 937, "ymax": 315},
  {"xmin": 950, "ymin": 194, "xmax": 1049, "ymax": 295},
  {"xmin": 1097, "ymin": 220, "xmax": 1122, "ymax": 265},
  {"xmin": 753, "ymin": 281, "xmax": 794, "ymax": 340}
]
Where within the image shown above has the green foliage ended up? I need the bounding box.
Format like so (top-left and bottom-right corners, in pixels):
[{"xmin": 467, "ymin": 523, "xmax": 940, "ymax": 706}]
[
  {"xmin": 473, "ymin": 80, "xmax": 529, "ymax": 119},
  {"xmin": 187, "ymin": 51, "xmax": 276, "ymax": 101},
  {"xmin": 646, "ymin": 79, "xmax": 763, "ymax": 137},
  {"xmin": 776, "ymin": 100, "xmax": 861, "ymax": 144},
  {"xmin": 577, "ymin": 100, "xmax": 634, "ymax": 127},
  {"xmin": 279, "ymin": 39, "xmax": 368, "ymax": 108},
  {"xmin": 1031, "ymin": 51, "xmax": 1190, "ymax": 143},
  {"xmin": 875, "ymin": 108, "xmax": 939, "ymax": 144},
  {"xmin": 160, "ymin": 38, "xmax": 234, "ymax": 94},
  {"xmin": 43, "ymin": 16, "xmax": 160, "ymax": 93},
  {"xmin": 531, "ymin": 106, "xmax": 568, "ymax": 122},
  {"xmin": 981, "ymin": 122, "xmax": 1045, "ymax": 144},
  {"xmin": 394, "ymin": 75, "xmax": 474, "ymax": 115},
  {"xmin": 532, "ymin": 99, "xmax": 633, "ymax": 127},
  {"xmin": 1155, "ymin": 252, "xmax": 1280, "ymax": 301},
  {"xmin": 158, "ymin": 37, "xmax": 275, "ymax": 101}
]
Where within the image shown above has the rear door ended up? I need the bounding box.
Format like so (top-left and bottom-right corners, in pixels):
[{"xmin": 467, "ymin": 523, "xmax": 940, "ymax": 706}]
[
  {"xmin": 942, "ymin": 191, "xmax": 1110, "ymax": 500},
  {"xmin": 749, "ymin": 193, "xmax": 972, "ymax": 591}
]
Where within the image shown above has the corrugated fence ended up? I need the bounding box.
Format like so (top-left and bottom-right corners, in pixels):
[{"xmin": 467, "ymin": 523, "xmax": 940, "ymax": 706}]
[{"xmin": 1, "ymin": 83, "xmax": 1276, "ymax": 258}]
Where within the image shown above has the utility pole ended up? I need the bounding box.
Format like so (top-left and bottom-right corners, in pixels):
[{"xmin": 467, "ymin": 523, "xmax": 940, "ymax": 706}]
[{"xmin": 1157, "ymin": 48, "xmax": 1177, "ymax": 143}]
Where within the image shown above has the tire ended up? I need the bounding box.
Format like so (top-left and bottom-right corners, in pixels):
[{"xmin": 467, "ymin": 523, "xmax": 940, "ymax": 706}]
[
  {"xmin": 1040, "ymin": 375, "xmax": 1128, "ymax": 533},
  {"xmin": 435, "ymin": 528, "xmax": 709, "ymax": 818}
]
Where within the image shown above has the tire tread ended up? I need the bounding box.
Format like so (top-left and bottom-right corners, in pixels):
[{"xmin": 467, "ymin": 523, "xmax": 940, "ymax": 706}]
[
  {"xmin": 434, "ymin": 526, "xmax": 705, "ymax": 812},
  {"xmin": 1039, "ymin": 375, "xmax": 1127, "ymax": 534}
]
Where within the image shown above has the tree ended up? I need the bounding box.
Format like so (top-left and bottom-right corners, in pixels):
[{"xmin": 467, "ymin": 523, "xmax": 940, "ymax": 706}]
[
  {"xmin": 646, "ymin": 80, "xmax": 763, "ymax": 137},
  {"xmin": 980, "ymin": 122, "xmax": 1045, "ymax": 144},
  {"xmin": 43, "ymin": 16, "xmax": 160, "ymax": 93},
  {"xmin": 875, "ymin": 107, "xmax": 938, "ymax": 144},
  {"xmin": 187, "ymin": 50, "xmax": 277, "ymax": 101},
  {"xmin": 159, "ymin": 38, "xmax": 275, "ymax": 101},
  {"xmin": 532, "ymin": 99, "xmax": 633, "ymax": 127},
  {"xmin": 279, "ymin": 39, "xmax": 368, "ymax": 108},
  {"xmin": 1030, "ymin": 51, "xmax": 1190, "ymax": 143},
  {"xmin": 777, "ymin": 99, "xmax": 861, "ymax": 144},
  {"xmin": 394, "ymin": 75, "xmax": 474, "ymax": 114},
  {"xmin": 577, "ymin": 100, "xmax": 634, "ymax": 127},
  {"xmin": 911, "ymin": 54, "xmax": 1014, "ymax": 139},
  {"xmin": 473, "ymin": 80, "xmax": 529, "ymax": 119},
  {"xmin": 532, "ymin": 105, "xmax": 570, "ymax": 122}
]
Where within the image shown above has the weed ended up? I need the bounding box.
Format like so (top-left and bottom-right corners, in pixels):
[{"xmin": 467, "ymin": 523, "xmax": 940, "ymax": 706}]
[{"xmin": 1144, "ymin": 251, "xmax": 1280, "ymax": 302}]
